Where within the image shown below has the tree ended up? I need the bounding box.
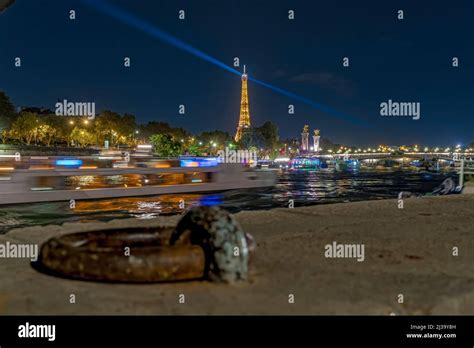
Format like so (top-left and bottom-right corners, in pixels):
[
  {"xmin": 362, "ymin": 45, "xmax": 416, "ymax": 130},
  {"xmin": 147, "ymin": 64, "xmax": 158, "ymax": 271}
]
[
  {"xmin": 10, "ymin": 112, "xmax": 38, "ymax": 145},
  {"xmin": 94, "ymin": 111, "xmax": 138, "ymax": 146},
  {"xmin": 149, "ymin": 134, "xmax": 182, "ymax": 157},
  {"xmin": 70, "ymin": 127, "xmax": 95, "ymax": 147},
  {"xmin": 197, "ymin": 130, "xmax": 232, "ymax": 148},
  {"xmin": 257, "ymin": 121, "xmax": 279, "ymax": 150},
  {"xmin": 117, "ymin": 113, "xmax": 137, "ymax": 144},
  {"xmin": 55, "ymin": 116, "xmax": 73, "ymax": 146},
  {"xmin": 95, "ymin": 111, "xmax": 122, "ymax": 146},
  {"xmin": 187, "ymin": 143, "xmax": 205, "ymax": 156},
  {"xmin": 238, "ymin": 128, "xmax": 265, "ymax": 150},
  {"xmin": 0, "ymin": 91, "xmax": 16, "ymax": 132},
  {"xmin": 37, "ymin": 115, "xmax": 64, "ymax": 146},
  {"xmin": 140, "ymin": 121, "xmax": 189, "ymax": 143}
]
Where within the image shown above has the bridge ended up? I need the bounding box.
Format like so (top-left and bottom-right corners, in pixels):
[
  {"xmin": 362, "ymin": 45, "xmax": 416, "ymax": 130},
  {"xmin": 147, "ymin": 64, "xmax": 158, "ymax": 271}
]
[{"xmin": 315, "ymin": 152, "xmax": 474, "ymax": 162}]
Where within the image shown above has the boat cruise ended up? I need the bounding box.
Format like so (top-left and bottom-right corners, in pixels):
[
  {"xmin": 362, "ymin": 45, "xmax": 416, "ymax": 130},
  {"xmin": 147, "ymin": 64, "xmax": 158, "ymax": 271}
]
[
  {"xmin": 290, "ymin": 157, "xmax": 322, "ymax": 170},
  {"xmin": 0, "ymin": 156, "xmax": 277, "ymax": 205}
]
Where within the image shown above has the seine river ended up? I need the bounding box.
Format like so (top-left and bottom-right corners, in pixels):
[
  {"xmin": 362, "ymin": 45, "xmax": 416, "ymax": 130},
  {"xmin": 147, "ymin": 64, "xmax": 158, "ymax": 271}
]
[{"xmin": 0, "ymin": 169, "xmax": 456, "ymax": 233}]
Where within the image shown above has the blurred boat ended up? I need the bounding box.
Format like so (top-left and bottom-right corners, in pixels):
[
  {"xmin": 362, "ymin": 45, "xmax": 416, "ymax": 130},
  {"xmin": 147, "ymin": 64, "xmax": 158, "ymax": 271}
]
[
  {"xmin": 0, "ymin": 158, "xmax": 277, "ymax": 205},
  {"xmin": 290, "ymin": 157, "xmax": 321, "ymax": 171}
]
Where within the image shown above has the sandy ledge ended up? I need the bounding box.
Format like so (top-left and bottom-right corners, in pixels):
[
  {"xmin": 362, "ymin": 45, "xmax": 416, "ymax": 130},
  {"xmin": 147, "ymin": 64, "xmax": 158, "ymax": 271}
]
[{"xmin": 0, "ymin": 194, "xmax": 473, "ymax": 315}]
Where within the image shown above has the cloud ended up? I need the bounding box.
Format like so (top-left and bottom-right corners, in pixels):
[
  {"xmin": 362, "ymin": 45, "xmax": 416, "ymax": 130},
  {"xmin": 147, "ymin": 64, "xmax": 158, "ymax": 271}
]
[{"xmin": 289, "ymin": 72, "xmax": 356, "ymax": 98}]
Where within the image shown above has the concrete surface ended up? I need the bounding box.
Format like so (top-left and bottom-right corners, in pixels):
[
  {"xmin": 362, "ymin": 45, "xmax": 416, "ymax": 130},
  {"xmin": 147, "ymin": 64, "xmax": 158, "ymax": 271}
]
[{"xmin": 0, "ymin": 194, "xmax": 473, "ymax": 315}]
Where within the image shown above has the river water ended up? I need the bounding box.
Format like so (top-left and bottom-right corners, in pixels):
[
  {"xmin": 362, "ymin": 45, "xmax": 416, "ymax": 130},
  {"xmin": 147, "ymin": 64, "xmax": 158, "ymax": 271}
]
[{"xmin": 0, "ymin": 168, "xmax": 455, "ymax": 233}]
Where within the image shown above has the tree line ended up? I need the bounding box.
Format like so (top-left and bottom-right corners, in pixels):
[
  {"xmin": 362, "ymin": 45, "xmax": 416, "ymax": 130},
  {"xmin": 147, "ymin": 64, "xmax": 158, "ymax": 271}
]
[{"xmin": 0, "ymin": 91, "xmax": 282, "ymax": 158}]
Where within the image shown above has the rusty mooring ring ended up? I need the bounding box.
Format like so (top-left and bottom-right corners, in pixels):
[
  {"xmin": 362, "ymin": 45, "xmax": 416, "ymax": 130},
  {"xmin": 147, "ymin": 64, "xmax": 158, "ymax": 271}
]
[{"xmin": 35, "ymin": 206, "xmax": 251, "ymax": 283}]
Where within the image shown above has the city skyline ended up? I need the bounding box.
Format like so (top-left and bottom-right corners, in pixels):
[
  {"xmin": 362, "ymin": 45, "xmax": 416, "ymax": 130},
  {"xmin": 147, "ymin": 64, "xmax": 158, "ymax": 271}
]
[{"xmin": 0, "ymin": 0, "xmax": 472, "ymax": 147}]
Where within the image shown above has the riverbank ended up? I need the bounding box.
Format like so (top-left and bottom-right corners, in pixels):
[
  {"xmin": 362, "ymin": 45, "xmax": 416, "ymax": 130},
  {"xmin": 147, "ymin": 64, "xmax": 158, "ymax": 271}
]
[{"xmin": 0, "ymin": 194, "xmax": 473, "ymax": 315}]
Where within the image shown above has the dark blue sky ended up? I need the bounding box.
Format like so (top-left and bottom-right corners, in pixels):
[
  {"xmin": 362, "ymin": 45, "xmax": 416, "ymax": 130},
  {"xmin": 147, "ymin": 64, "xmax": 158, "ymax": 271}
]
[{"xmin": 1, "ymin": 0, "xmax": 473, "ymax": 146}]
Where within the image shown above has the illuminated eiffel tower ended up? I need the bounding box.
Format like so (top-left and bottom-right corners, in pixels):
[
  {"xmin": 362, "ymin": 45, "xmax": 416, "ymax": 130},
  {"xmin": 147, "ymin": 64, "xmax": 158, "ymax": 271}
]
[{"xmin": 234, "ymin": 65, "xmax": 251, "ymax": 142}]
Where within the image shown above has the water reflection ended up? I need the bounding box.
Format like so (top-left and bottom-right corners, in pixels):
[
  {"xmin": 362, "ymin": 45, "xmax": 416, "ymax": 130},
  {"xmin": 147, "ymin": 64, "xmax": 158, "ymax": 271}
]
[{"xmin": 0, "ymin": 169, "xmax": 455, "ymax": 233}]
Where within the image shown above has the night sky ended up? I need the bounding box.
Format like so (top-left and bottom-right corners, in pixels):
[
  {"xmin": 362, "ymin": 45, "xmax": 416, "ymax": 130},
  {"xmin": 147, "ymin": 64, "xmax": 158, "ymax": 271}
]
[{"xmin": 1, "ymin": 0, "xmax": 473, "ymax": 146}]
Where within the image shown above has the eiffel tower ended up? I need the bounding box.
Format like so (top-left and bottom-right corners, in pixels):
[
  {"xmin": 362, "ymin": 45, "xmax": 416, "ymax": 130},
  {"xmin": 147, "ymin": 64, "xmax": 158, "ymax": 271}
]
[{"xmin": 234, "ymin": 65, "xmax": 251, "ymax": 142}]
